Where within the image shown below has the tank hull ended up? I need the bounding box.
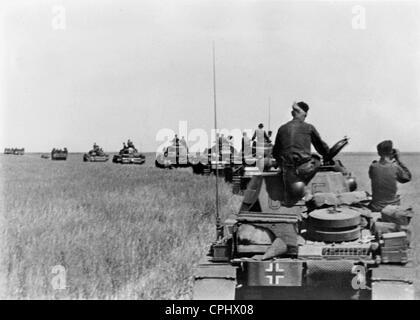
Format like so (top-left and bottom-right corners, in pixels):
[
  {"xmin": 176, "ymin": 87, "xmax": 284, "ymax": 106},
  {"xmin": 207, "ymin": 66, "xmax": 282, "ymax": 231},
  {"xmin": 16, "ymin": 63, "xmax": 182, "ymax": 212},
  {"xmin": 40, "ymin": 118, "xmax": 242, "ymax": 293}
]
[
  {"xmin": 193, "ymin": 254, "xmax": 415, "ymax": 300},
  {"xmin": 51, "ymin": 153, "xmax": 68, "ymax": 160},
  {"xmin": 4, "ymin": 148, "xmax": 25, "ymax": 155},
  {"xmin": 112, "ymin": 154, "xmax": 145, "ymax": 165},
  {"xmin": 83, "ymin": 154, "xmax": 109, "ymax": 162}
]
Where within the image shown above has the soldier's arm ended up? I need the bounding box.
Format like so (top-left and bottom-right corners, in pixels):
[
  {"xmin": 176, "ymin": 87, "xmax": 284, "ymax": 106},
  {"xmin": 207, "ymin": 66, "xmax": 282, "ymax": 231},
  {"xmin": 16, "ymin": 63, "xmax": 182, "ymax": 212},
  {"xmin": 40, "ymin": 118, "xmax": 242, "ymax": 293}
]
[
  {"xmin": 368, "ymin": 162, "xmax": 375, "ymax": 180},
  {"xmin": 310, "ymin": 125, "xmax": 330, "ymax": 157},
  {"xmin": 395, "ymin": 159, "xmax": 412, "ymax": 183},
  {"xmin": 251, "ymin": 131, "xmax": 256, "ymax": 141}
]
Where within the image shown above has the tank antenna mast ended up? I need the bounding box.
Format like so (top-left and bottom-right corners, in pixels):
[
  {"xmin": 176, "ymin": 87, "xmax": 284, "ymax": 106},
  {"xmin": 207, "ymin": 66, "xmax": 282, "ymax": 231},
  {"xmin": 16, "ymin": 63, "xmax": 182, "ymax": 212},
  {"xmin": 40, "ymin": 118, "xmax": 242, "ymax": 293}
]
[
  {"xmin": 212, "ymin": 41, "xmax": 223, "ymax": 240},
  {"xmin": 268, "ymin": 96, "xmax": 271, "ymax": 131}
]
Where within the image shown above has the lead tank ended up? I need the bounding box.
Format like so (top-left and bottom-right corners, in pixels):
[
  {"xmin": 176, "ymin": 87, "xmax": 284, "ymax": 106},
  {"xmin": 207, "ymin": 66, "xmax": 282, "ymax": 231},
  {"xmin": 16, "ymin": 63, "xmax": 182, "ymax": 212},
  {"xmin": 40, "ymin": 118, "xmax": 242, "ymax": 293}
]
[{"xmin": 192, "ymin": 137, "xmax": 415, "ymax": 300}]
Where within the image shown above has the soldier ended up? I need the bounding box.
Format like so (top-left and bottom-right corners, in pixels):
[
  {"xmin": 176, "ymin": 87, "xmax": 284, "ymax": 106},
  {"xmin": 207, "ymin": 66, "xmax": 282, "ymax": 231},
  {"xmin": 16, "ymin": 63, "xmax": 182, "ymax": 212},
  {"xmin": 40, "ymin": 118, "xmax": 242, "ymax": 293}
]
[
  {"xmin": 93, "ymin": 142, "xmax": 99, "ymax": 153},
  {"xmin": 252, "ymin": 123, "xmax": 271, "ymax": 144},
  {"xmin": 241, "ymin": 132, "xmax": 252, "ymax": 164},
  {"xmin": 171, "ymin": 134, "xmax": 180, "ymax": 146},
  {"xmin": 252, "ymin": 123, "xmax": 271, "ymax": 165},
  {"xmin": 121, "ymin": 142, "xmax": 127, "ymax": 154},
  {"xmin": 127, "ymin": 139, "xmax": 134, "ymax": 149},
  {"xmin": 267, "ymin": 131, "xmax": 273, "ymax": 143},
  {"xmin": 368, "ymin": 140, "xmax": 412, "ymax": 212},
  {"xmin": 180, "ymin": 136, "xmax": 187, "ymax": 148},
  {"xmin": 273, "ymin": 101, "xmax": 330, "ymax": 204}
]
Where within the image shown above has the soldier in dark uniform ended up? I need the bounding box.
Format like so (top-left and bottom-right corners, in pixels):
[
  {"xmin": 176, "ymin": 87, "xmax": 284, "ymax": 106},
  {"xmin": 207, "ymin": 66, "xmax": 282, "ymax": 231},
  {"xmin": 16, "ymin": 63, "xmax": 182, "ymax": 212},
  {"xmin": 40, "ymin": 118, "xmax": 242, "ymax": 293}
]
[
  {"xmin": 180, "ymin": 136, "xmax": 187, "ymax": 148},
  {"xmin": 120, "ymin": 142, "xmax": 127, "ymax": 154},
  {"xmin": 93, "ymin": 142, "xmax": 99, "ymax": 154},
  {"xmin": 267, "ymin": 131, "xmax": 273, "ymax": 143},
  {"xmin": 273, "ymin": 101, "xmax": 330, "ymax": 204},
  {"xmin": 127, "ymin": 139, "xmax": 134, "ymax": 149},
  {"xmin": 241, "ymin": 132, "xmax": 251, "ymax": 163},
  {"xmin": 170, "ymin": 135, "xmax": 180, "ymax": 164},
  {"xmin": 368, "ymin": 140, "xmax": 412, "ymax": 212}
]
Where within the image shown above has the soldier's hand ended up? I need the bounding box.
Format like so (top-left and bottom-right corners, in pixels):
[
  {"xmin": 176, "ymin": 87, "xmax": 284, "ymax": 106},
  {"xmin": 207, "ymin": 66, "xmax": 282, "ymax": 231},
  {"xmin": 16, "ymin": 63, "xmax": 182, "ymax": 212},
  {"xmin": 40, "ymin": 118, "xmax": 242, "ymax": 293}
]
[{"xmin": 393, "ymin": 149, "xmax": 400, "ymax": 161}]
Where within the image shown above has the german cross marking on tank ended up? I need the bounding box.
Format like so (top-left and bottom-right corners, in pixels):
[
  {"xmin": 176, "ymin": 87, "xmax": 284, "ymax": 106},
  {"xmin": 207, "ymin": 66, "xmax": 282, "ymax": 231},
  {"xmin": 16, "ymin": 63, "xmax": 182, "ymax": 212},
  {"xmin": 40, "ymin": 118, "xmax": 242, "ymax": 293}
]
[{"xmin": 265, "ymin": 263, "xmax": 285, "ymax": 285}]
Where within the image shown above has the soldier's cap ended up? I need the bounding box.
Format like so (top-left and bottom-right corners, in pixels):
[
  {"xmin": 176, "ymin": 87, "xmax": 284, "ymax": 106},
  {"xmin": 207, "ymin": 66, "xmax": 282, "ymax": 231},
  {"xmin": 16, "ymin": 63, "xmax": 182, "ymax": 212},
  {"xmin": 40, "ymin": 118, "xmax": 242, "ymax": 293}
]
[
  {"xmin": 377, "ymin": 140, "xmax": 393, "ymax": 155},
  {"xmin": 292, "ymin": 101, "xmax": 309, "ymax": 113}
]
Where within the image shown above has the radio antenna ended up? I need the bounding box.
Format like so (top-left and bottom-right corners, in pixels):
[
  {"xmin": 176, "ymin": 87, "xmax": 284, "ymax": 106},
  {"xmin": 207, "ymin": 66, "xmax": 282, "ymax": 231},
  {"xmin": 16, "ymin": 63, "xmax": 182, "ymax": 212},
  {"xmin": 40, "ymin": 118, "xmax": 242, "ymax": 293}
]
[
  {"xmin": 268, "ymin": 96, "xmax": 271, "ymax": 131},
  {"xmin": 212, "ymin": 42, "xmax": 222, "ymax": 240}
]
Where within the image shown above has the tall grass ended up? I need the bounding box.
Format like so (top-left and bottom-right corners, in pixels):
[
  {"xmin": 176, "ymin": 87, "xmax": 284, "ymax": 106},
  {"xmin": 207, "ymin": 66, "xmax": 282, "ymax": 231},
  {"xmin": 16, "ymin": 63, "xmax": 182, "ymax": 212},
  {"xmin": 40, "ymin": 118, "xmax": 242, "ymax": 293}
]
[
  {"xmin": 0, "ymin": 154, "xmax": 241, "ymax": 299},
  {"xmin": 1, "ymin": 153, "xmax": 419, "ymax": 299}
]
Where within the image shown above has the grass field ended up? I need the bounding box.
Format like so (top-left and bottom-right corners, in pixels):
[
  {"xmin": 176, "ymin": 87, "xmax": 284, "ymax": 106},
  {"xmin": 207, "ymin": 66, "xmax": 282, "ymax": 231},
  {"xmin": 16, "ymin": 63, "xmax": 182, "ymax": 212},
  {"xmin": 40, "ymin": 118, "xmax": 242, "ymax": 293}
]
[{"xmin": 1, "ymin": 152, "xmax": 419, "ymax": 299}]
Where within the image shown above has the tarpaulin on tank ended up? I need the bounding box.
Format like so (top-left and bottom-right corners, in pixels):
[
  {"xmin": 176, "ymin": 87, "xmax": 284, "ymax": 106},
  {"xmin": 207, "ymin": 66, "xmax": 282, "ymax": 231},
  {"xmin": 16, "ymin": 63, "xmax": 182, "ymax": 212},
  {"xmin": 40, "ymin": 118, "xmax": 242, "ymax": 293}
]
[
  {"xmin": 240, "ymin": 175, "xmax": 285, "ymax": 212},
  {"xmin": 311, "ymin": 191, "xmax": 369, "ymax": 208}
]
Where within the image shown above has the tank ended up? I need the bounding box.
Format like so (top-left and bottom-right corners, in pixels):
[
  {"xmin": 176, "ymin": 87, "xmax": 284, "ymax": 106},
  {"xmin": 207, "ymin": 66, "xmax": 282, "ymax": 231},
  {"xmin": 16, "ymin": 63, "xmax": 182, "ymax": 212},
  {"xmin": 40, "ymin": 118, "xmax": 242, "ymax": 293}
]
[
  {"xmin": 192, "ymin": 137, "xmax": 415, "ymax": 300},
  {"xmin": 232, "ymin": 141, "xmax": 275, "ymax": 194},
  {"xmin": 4, "ymin": 148, "xmax": 25, "ymax": 155},
  {"xmin": 83, "ymin": 146, "xmax": 109, "ymax": 162},
  {"xmin": 112, "ymin": 150, "xmax": 145, "ymax": 164},
  {"xmin": 51, "ymin": 148, "xmax": 68, "ymax": 160},
  {"xmin": 155, "ymin": 145, "xmax": 191, "ymax": 169},
  {"xmin": 191, "ymin": 143, "xmax": 240, "ymax": 181}
]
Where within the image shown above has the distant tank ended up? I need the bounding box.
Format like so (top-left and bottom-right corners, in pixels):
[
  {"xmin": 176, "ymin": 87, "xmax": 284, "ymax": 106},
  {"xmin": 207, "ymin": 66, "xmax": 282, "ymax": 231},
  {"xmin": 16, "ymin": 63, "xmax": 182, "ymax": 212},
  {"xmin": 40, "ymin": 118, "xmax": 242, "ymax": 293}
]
[
  {"xmin": 4, "ymin": 148, "xmax": 25, "ymax": 155},
  {"xmin": 112, "ymin": 141, "xmax": 145, "ymax": 165},
  {"xmin": 51, "ymin": 148, "xmax": 68, "ymax": 160},
  {"xmin": 83, "ymin": 145, "xmax": 109, "ymax": 162},
  {"xmin": 231, "ymin": 141, "xmax": 275, "ymax": 194},
  {"xmin": 192, "ymin": 137, "xmax": 415, "ymax": 300},
  {"xmin": 155, "ymin": 145, "xmax": 191, "ymax": 169},
  {"xmin": 191, "ymin": 142, "xmax": 239, "ymax": 181}
]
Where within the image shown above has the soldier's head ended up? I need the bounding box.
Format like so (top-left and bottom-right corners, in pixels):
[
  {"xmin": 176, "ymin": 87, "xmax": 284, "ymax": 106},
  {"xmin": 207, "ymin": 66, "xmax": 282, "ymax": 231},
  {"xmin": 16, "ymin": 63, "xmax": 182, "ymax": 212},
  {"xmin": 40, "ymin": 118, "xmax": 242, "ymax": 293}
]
[
  {"xmin": 258, "ymin": 123, "xmax": 264, "ymax": 129},
  {"xmin": 377, "ymin": 140, "xmax": 393, "ymax": 157},
  {"xmin": 292, "ymin": 101, "xmax": 309, "ymax": 120},
  {"xmin": 268, "ymin": 130, "xmax": 272, "ymax": 137}
]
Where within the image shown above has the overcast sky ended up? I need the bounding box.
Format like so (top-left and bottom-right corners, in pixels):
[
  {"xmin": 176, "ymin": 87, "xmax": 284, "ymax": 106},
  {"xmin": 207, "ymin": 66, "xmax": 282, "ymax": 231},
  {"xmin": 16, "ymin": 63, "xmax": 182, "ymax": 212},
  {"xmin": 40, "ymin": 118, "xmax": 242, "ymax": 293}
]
[{"xmin": 1, "ymin": 0, "xmax": 419, "ymax": 152}]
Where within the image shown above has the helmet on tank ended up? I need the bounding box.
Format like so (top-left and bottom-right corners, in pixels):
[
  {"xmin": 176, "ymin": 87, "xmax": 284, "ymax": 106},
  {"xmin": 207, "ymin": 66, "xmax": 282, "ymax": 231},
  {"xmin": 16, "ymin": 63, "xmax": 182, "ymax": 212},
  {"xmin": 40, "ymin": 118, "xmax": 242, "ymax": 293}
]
[
  {"xmin": 290, "ymin": 181, "xmax": 306, "ymax": 198},
  {"xmin": 346, "ymin": 177, "xmax": 357, "ymax": 192}
]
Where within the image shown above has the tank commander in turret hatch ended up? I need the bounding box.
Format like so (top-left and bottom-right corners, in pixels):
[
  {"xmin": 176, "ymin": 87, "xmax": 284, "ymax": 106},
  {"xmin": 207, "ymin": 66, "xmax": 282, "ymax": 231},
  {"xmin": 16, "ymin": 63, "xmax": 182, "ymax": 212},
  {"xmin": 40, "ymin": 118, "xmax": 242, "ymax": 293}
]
[
  {"xmin": 252, "ymin": 123, "xmax": 271, "ymax": 165},
  {"xmin": 171, "ymin": 134, "xmax": 180, "ymax": 146},
  {"xmin": 180, "ymin": 136, "xmax": 187, "ymax": 148},
  {"xmin": 127, "ymin": 139, "xmax": 138, "ymax": 153},
  {"xmin": 368, "ymin": 140, "xmax": 412, "ymax": 220},
  {"xmin": 121, "ymin": 142, "xmax": 128, "ymax": 154},
  {"xmin": 127, "ymin": 139, "xmax": 134, "ymax": 149},
  {"xmin": 273, "ymin": 101, "xmax": 330, "ymax": 203},
  {"xmin": 252, "ymin": 123, "xmax": 271, "ymax": 145},
  {"xmin": 93, "ymin": 142, "xmax": 100, "ymax": 153}
]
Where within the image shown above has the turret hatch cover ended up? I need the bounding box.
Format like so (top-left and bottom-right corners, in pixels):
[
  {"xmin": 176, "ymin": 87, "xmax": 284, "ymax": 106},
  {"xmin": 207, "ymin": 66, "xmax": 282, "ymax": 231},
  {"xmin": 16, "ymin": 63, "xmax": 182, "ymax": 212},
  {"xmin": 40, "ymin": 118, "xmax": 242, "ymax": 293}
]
[
  {"xmin": 308, "ymin": 207, "xmax": 361, "ymax": 229},
  {"xmin": 325, "ymin": 137, "xmax": 349, "ymax": 161}
]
